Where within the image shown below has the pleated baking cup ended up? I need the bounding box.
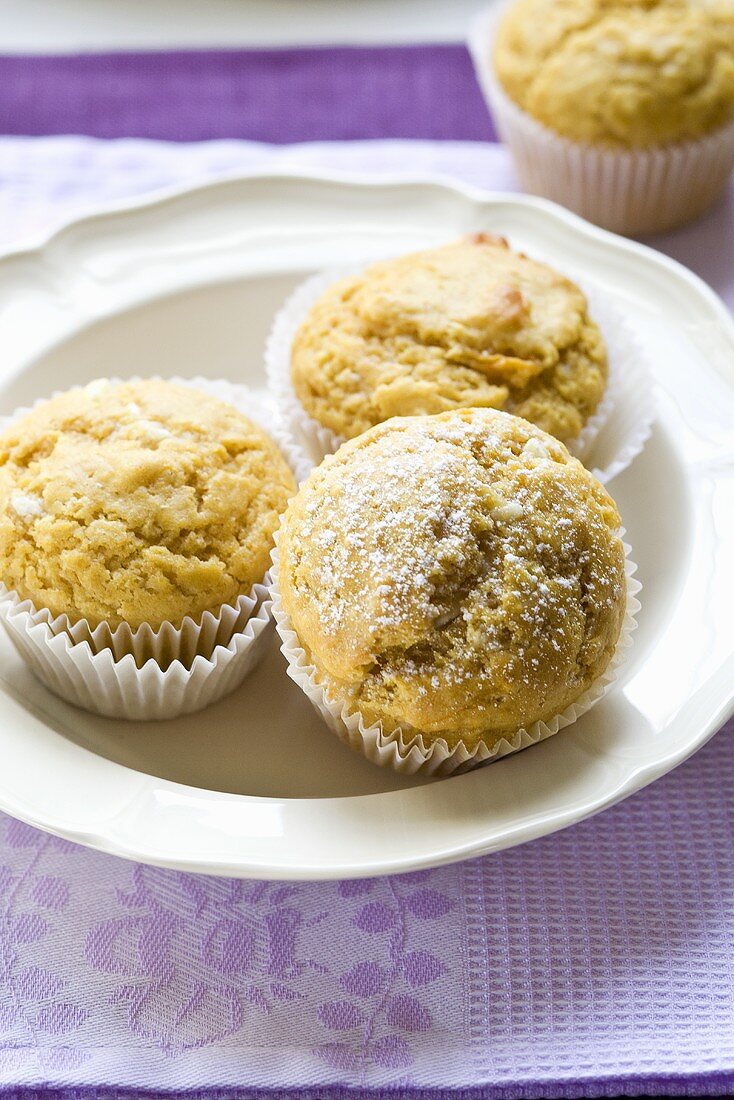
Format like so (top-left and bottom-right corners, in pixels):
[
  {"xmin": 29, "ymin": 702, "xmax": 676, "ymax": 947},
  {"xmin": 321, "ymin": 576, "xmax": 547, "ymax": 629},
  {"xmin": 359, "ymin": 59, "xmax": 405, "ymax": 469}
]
[
  {"xmin": 0, "ymin": 375, "xmax": 300, "ymax": 720},
  {"xmin": 468, "ymin": 5, "xmax": 734, "ymax": 237},
  {"xmin": 266, "ymin": 265, "xmax": 654, "ymax": 485},
  {"xmin": 0, "ymin": 581, "xmax": 272, "ymax": 721},
  {"xmin": 269, "ymin": 537, "xmax": 641, "ymax": 777}
]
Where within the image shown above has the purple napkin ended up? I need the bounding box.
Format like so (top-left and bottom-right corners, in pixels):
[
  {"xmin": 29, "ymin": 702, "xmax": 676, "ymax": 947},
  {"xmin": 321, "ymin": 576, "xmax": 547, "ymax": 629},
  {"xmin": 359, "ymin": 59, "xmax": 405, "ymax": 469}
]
[
  {"xmin": 1, "ymin": 732, "xmax": 733, "ymax": 1097},
  {"xmin": 0, "ymin": 134, "xmax": 733, "ymax": 1097}
]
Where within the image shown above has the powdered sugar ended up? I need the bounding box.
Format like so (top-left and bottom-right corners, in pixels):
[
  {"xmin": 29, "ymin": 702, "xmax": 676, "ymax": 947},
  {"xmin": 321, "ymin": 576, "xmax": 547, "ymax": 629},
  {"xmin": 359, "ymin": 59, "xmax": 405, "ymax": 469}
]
[
  {"xmin": 9, "ymin": 490, "xmax": 44, "ymax": 520},
  {"xmin": 282, "ymin": 411, "xmax": 627, "ymax": 734},
  {"xmin": 301, "ymin": 436, "xmax": 479, "ymax": 638}
]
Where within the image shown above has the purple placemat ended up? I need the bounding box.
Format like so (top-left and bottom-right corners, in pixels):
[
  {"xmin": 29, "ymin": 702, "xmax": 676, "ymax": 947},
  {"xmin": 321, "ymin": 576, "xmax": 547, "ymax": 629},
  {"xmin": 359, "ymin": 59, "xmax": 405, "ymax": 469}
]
[{"xmin": 0, "ymin": 46, "xmax": 496, "ymax": 143}]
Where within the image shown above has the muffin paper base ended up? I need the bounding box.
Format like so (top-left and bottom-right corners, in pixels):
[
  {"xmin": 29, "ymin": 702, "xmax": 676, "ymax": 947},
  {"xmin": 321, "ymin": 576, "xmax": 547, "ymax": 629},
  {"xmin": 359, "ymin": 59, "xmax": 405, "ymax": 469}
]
[
  {"xmin": 266, "ymin": 267, "xmax": 654, "ymax": 485},
  {"xmin": 0, "ymin": 581, "xmax": 272, "ymax": 721},
  {"xmin": 0, "ymin": 376, "xmax": 301, "ymax": 721},
  {"xmin": 468, "ymin": 5, "xmax": 734, "ymax": 237},
  {"xmin": 269, "ymin": 536, "xmax": 641, "ymax": 777}
]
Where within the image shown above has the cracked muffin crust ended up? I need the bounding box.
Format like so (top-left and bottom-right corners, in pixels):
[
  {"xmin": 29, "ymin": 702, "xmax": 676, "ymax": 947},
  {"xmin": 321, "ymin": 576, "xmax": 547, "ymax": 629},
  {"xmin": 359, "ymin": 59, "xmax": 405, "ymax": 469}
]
[
  {"xmin": 277, "ymin": 408, "xmax": 627, "ymax": 751},
  {"xmin": 0, "ymin": 379, "xmax": 296, "ymax": 629},
  {"xmin": 290, "ymin": 235, "xmax": 608, "ymax": 447},
  {"xmin": 494, "ymin": 0, "xmax": 734, "ymax": 147}
]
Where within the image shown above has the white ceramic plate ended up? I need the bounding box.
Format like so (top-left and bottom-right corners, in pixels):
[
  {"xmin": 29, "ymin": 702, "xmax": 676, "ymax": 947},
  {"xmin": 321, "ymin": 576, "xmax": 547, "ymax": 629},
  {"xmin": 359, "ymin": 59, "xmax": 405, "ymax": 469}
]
[{"xmin": 0, "ymin": 172, "xmax": 732, "ymax": 879}]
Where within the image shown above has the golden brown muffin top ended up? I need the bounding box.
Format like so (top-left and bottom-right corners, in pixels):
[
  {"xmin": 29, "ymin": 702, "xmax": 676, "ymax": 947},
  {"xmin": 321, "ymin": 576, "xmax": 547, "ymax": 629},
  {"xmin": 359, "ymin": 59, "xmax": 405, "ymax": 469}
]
[
  {"xmin": 0, "ymin": 379, "xmax": 296, "ymax": 629},
  {"xmin": 291, "ymin": 235, "xmax": 607, "ymax": 446},
  {"xmin": 494, "ymin": 0, "xmax": 734, "ymax": 147},
  {"xmin": 278, "ymin": 409, "xmax": 627, "ymax": 750}
]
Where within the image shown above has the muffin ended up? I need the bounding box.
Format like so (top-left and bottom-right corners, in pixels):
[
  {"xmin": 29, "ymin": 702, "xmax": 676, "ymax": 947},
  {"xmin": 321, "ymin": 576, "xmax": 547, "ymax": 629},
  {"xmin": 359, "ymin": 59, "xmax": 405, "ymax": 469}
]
[
  {"xmin": 0, "ymin": 378, "xmax": 297, "ymax": 720},
  {"xmin": 275, "ymin": 408, "xmax": 633, "ymax": 770},
  {"xmin": 290, "ymin": 235, "xmax": 608, "ymax": 447},
  {"xmin": 495, "ymin": 0, "xmax": 734, "ymax": 148},
  {"xmin": 0, "ymin": 378, "xmax": 295, "ymax": 629},
  {"xmin": 470, "ymin": 0, "xmax": 734, "ymax": 233}
]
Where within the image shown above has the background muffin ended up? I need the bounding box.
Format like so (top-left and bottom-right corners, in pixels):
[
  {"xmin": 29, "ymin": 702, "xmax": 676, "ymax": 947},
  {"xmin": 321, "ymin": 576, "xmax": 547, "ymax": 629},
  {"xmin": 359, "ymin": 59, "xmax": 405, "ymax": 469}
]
[
  {"xmin": 277, "ymin": 408, "xmax": 628, "ymax": 757},
  {"xmin": 494, "ymin": 0, "xmax": 734, "ymax": 148},
  {"xmin": 470, "ymin": 0, "xmax": 734, "ymax": 233},
  {"xmin": 0, "ymin": 378, "xmax": 296, "ymax": 629},
  {"xmin": 291, "ymin": 235, "xmax": 607, "ymax": 447}
]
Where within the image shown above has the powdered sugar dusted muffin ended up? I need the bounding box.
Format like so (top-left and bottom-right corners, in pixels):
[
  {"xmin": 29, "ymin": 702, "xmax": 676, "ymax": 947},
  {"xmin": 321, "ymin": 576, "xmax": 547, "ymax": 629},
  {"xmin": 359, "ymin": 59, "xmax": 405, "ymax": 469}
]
[
  {"xmin": 277, "ymin": 408, "xmax": 627, "ymax": 752},
  {"xmin": 290, "ymin": 235, "xmax": 608, "ymax": 447},
  {"xmin": 0, "ymin": 379, "xmax": 296, "ymax": 629}
]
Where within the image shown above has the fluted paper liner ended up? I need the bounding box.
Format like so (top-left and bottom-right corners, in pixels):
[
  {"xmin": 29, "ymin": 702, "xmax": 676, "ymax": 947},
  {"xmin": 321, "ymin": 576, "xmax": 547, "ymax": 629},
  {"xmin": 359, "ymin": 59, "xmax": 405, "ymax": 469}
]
[
  {"xmin": 468, "ymin": 4, "xmax": 734, "ymax": 237},
  {"xmin": 269, "ymin": 535, "xmax": 641, "ymax": 776},
  {"xmin": 0, "ymin": 580, "xmax": 272, "ymax": 721},
  {"xmin": 266, "ymin": 266, "xmax": 654, "ymax": 485},
  {"xmin": 0, "ymin": 376, "xmax": 302, "ymax": 720}
]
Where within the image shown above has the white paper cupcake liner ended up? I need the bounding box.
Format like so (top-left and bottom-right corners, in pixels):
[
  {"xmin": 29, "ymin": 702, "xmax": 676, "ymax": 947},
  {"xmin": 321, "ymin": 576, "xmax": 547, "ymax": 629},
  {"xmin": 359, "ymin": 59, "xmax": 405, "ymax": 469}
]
[
  {"xmin": 266, "ymin": 266, "xmax": 654, "ymax": 485},
  {"xmin": 0, "ymin": 580, "xmax": 272, "ymax": 721},
  {"xmin": 468, "ymin": 4, "xmax": 734, "ymax": 237},
  {"xmin": 269, "ymin": 535, "xmax": 641, "ymax": 777},
  {"xmin": 0, "ymin": 376, "xmax": 300, "ymax": 721}
]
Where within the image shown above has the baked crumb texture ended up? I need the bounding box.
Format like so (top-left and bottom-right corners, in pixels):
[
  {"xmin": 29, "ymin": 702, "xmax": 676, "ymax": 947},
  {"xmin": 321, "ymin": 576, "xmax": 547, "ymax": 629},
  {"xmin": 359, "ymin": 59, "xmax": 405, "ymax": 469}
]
[
  {"xmin": 494, "ymin": 0, "xmax": 734, "ymax": 147},
  {"xmin": 291, "ymin": 235, "xmax": 608, "ymax": 446},
  {"xmin": 0, "ymin": 379, "xmax": 296, "ymax": 629},
  {"xmin": 279, "ymin": 409, "xmax": 627, "ymax": 751}
]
